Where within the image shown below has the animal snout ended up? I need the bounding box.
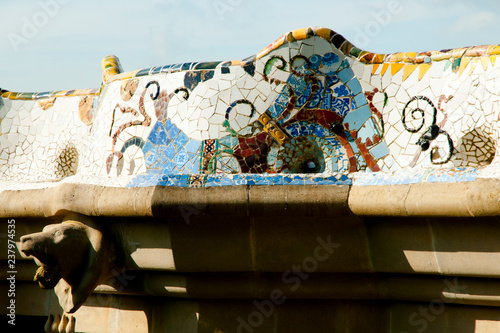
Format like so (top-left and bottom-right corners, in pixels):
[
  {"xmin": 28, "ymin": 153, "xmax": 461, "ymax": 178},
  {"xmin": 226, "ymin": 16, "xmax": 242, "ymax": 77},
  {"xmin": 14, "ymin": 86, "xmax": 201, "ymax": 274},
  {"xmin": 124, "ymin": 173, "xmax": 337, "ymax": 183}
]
[{"xmin": 19, "ymin": 233, "xmax": 44, "ymax": 257}]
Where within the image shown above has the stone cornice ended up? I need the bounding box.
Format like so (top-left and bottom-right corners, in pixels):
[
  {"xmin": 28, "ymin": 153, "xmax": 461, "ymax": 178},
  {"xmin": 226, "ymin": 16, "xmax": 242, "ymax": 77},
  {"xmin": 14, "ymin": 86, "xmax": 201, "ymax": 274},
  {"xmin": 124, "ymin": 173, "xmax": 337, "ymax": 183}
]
[{"xmin": 1, "ymin": 178, "xmax": 498, "ymax": 218}]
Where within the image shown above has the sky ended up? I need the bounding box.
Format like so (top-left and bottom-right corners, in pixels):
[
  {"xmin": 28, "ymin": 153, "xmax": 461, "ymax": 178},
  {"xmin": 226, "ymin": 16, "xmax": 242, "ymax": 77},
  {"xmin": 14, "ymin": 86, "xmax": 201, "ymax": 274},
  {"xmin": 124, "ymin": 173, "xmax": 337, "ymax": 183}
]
[{"xmin": 1, "ymin": 0, "xmax": 500, "ymax": 92}]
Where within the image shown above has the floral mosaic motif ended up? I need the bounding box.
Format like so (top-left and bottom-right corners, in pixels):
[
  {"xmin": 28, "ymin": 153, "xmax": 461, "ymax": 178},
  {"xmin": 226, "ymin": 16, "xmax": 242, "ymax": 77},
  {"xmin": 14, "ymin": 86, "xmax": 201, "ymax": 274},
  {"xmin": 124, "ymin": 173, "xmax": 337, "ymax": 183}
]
[
  {"xmin": 39, "ymin": 97, "xmax": 56, "ymax": 111},
  {"xmin": 402, "ymin": 96, "xmax": 454, "ymax": 166},
  {"xmin": 0, "ymin": 27, "xmax": 499, "ymax": 187},
  {"xmin": 78, "ymin": 96, "xmax": 96, "ymax": 125},
  {"xmin": 120, "ymin": 79, "xmax": 138, "ymax": 102}
]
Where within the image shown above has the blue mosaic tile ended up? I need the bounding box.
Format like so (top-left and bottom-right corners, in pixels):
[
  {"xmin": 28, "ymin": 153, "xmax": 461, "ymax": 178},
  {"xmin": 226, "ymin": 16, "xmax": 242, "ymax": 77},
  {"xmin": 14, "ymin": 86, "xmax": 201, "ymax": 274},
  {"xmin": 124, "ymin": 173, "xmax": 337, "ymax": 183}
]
[
  {"xmin": 304, "ymin": 176, "xmax": 316, "ymax": 185},
  {"xmin": 161, "ymin": 161, "xmax": 175, "ymax": 174},
  {"xmin": 321, "ymin": 93, "xmax": 332, "ymax": 109},
  {"xmin": 175, "ymin": 133, "xmax": 190, "ymax": 150},
  {"xmin": 185, "ymin": 139, "xmax": 201, "ymax": 154},
  {"xmin": 288, "ymin": 175, "xmax": 305, "ymax": 185},
  {"xmin": 337, "ymin": 67, "xmax": 354, "ymax": 84},
  {"xmin": 167, "ymin": 122, "xmax": 180, "ymax": 140},
  {"xmin": 164, "ymin": 143, "xmax": 176, "ymax": 160},
  {"xmin": 353, "ymin": 93, "xmax": 367, "ymax": 108},
  {"xmin": 148, "ymin": 122, "xmax": 168, "ymax": 145},
  {"xmin": 331, "ymin": 97, "xmax": 350, "ymax": 117},
  {"xmin": 175, "ymin": 149, "xmax": 189, "ymax": 169},
  {"xmin": 220, "ymin": 175, "xmax": 234, "ymax": 186},
  {"xmin": 346, "ymin": 78, "xmax": 363, "ymax": 96},
  {"xmin": 232, "ymin": 175, "xmax": 246, "ymax": 186},
  {"xmin": 204, "ymin": 175, "xmax": 220, "ymax": 187},
  {"xmin": 271, "ymin": 175, "xmax": 284, "ymax": 185}
]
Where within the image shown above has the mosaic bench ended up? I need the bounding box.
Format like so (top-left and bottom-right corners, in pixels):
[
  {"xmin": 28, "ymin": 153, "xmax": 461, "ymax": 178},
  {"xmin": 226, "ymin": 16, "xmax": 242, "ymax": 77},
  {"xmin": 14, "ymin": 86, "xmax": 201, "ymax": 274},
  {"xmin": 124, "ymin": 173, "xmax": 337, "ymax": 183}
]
[
  {"xmin": 4, "ymin": 27, "xmax": 500, "ymax": 331},
  {"xmin": 1, "ymin": 26, "xmax": 498, "ymax": 189}
]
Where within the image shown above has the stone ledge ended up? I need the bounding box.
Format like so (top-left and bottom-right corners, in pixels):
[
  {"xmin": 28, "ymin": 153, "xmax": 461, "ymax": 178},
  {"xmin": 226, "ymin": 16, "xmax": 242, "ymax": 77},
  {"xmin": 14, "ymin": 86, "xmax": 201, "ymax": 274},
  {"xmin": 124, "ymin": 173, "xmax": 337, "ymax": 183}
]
[
  {"xmin": 0, "ymin": 178, "xmax": 498, "ymax": 218},
  {"xmin": 349, "ymin": 178, "xmax": 500, "ymax": 217}
]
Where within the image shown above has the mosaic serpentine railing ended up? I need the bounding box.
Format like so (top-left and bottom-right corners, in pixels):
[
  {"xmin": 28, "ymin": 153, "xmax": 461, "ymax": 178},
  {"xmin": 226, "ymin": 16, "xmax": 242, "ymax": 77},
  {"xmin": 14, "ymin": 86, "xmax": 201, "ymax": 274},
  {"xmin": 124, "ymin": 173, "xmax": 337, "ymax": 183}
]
[{"xmin": 1, "ymin": 26, "xmax": 499, "ymax": 188}]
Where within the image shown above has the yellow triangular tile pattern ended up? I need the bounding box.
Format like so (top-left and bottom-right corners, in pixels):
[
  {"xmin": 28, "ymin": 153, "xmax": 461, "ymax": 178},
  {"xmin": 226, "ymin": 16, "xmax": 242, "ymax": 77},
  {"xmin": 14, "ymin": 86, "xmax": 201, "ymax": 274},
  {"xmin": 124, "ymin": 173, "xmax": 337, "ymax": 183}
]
[
  {"xmin": 459, "ymin": 57, "xmax": 472, "ymax": 76},
  {"xmin": 403, "ymin": 65, "xmax": 419, "ymax": 81},
  {"xmin": 480, "ymin": 57, "xmax": 490, "ymax": 71},
  {"xmin": 469, "ymin": 60, "xmax": 478, "ymax": 76},
  {"xmin": 391, "ymin": 63, "xmax": 405, "ymax": 76},
  {"xmin": 380, "ymin": 63, "xmax": 390, "ymax": 76},
  {"xmin": 419, "ymin": 64, "xmax": 431, "ymax": 80}
]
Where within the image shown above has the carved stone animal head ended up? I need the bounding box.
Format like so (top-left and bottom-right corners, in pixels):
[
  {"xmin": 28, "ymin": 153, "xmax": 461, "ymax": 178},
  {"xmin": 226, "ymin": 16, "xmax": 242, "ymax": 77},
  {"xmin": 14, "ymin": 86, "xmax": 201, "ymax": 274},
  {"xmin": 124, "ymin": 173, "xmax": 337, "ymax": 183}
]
[{"xmin": 19, "ymin": 215, "xmax": 115, "ymax": 313}]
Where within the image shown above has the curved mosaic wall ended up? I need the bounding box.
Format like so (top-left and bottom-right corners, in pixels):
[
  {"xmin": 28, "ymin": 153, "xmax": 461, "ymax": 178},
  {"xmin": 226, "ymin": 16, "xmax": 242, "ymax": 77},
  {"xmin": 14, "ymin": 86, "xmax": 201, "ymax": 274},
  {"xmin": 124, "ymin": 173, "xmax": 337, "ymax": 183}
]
[{"xmin": 0, "ymin": 27, "xmax": 499, "ymax": 188}]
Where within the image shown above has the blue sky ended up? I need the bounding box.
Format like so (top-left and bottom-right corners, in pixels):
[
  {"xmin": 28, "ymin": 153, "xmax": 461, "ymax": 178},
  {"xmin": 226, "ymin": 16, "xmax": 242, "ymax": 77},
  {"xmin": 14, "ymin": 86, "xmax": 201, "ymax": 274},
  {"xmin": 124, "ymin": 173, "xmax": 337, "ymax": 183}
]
[{"xmin": 1, "ymin": 0, "xmax": 500, "ymax": 92}]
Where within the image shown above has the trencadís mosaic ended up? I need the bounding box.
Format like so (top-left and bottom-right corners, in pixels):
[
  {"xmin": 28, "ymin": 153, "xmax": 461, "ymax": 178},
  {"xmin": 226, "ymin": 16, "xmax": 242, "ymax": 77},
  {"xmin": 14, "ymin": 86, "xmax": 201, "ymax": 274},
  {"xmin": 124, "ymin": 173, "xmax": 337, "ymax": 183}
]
[{"xmin": 0, "ymin": 27, "xmax": 499, "ymax": 188}]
